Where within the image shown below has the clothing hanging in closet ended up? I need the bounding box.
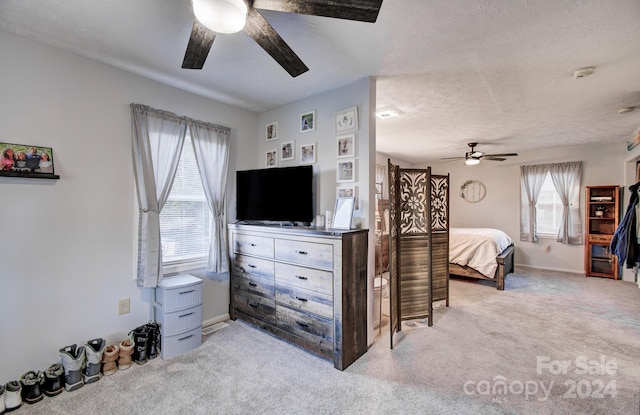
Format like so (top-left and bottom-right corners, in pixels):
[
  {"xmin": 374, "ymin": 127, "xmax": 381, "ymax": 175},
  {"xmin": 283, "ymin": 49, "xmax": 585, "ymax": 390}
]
[{"xmin": 610, "ymin": 182, "xmax": 640, "ymax": 268}]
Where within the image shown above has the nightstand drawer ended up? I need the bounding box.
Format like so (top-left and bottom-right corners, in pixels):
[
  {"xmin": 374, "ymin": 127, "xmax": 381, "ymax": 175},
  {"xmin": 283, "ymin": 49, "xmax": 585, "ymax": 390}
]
[
  {"xmin": 276, "ymin": 283, "xmax": 333, "ymax": 319},
  {"xmin": 275, "ymin": 239, "xmax": 333, "ymax": 269},
  {"xmin": 234, "ymin": 234, "xmax": 274, "ymax": 258},
  {"xmin": 157, "ymin": 305, "xmax": 202, "ymax": 336},
  {"xmin": 156, "ymin": 274, "xmax": 202, "ymax": 312},
  {"xmin": 275, "ymin": 262, "xmax": 333, "ymax": 295}
]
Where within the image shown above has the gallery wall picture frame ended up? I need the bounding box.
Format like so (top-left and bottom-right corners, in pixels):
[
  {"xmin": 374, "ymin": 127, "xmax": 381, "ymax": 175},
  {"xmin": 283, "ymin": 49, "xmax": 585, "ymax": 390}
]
[
  {"xmin": 300, "ymin": 110, "xmax": 316, "ymax": 133},
  {"xmin": 281, "ymin": 141, "xmax": 294, "ymax": 161},
  {"xmin": 337, "ymin": 158, "xmax": 356, "ymax": 183},
  {"xmin": 266, "ymin": 122, "xmax": 278, "ymax": 141},
  {"xmin": 265, "ymin": 150, "xmax": 277, "ymax": 167},
  {"xmin": 334, "ymin": 106, "xmax": 358, "ymax": 134},
  {"xmin": 337, "ymin": 134, "xmax": 356, "ymax": 158},
  {"xmin": 300, "ymin": 142, "xmax": 317, "ymax": 164},
  {"xmin": 332, "ymin": 196, "xmax": 355, "ymax": 229},
  {"xmin": 0, "ymin": 141, "xmax": 58, "ymax": 179}
]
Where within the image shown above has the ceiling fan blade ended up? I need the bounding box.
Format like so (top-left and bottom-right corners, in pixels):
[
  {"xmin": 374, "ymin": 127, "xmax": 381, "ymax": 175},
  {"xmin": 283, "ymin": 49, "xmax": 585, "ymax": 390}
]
[
  {"xmin": 182, "ymin": 20, "xmax": 217, "ymax": 69},
  {"xmin": 244, "ymin": 8, "xmax": 309, "ymax": 77},
  {"xmin": 484, "ymin": 157, "xmax": 507, "ymax": 161},
  {"xmin": 252, "ymin": 0, "xmax": 384, "ymax": 23},
  {"xmin": 482, "ymin": 153, "xmax": 518, "ymax": 157}
]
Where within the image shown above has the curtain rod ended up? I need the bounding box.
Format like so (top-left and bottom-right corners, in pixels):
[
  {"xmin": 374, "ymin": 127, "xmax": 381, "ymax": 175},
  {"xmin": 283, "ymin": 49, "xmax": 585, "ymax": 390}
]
[{"xmin": 130, "ymin": 103, "xmax": 231, "ymax": 134}]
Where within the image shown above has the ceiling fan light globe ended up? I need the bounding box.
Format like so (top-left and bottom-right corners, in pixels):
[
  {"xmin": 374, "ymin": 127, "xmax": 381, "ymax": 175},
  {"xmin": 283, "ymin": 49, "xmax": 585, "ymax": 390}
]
[
  {"xmin": 192, "ymin": 0, "xmax": 247, "ymax": 34},
  {"xmin": 465, "ymin": 158, "xmax": 480, "ymax": 166}
]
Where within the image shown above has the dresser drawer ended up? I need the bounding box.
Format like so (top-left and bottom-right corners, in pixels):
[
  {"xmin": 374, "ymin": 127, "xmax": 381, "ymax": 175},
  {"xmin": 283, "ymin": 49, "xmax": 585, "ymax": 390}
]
[
  {"xmin": 234, "ymin": 234, "xmax": 274, "ymax": 258},
  {"xmin": 157, "ymin": 305, "xmax": 202, "ymax": 336},
  {"xmin": 160, "ymin": 326, "xmax": 202, "ymax": 360},
  {"xmin": 275, "ymin": 262, "xmax": 333, "ymax": 295},
  {"xmin": 275, "ymin": 239, "xmax": 333, "ymax": 269},
  {"xmin": 233, "ymin": 255, "xmax": 275, "ymax": 280},
  {"xmin": 277, "ymin": 306, "xmax": 333, "ymax": 345},
  {"xmin": 276, "ymin": 283, "xmax": 333, "ymax": 319},
  {"xmin": 234, "ymin": 290, "xmax": 276, "ymax": 325},
  {"xmin": 233, "ymin": 273, "xmax": 275, "ymax": 299},
  {"xmin": 156, "ymin": 275, "xmax": 202, "ymax": 312}
]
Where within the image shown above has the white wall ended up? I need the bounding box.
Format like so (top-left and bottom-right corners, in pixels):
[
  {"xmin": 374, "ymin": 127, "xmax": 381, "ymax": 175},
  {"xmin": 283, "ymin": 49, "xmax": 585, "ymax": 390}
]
[
  {"xmin": 428, "ymin": 143, "xmax": 628, "ymax": 276},
  {"xmin": 257, "ymin": 78, "xmax": 377, "ymax": 343},
  {"xmin": 0, "ymin": 31, "xmax": 258, "ymax": 381}
]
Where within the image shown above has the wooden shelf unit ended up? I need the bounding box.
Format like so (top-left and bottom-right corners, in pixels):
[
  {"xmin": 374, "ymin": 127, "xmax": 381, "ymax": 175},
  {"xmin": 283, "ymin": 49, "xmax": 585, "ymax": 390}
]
[{"xmin": 584, "ymin": 185, "xmax": 620, "ymax": 279}]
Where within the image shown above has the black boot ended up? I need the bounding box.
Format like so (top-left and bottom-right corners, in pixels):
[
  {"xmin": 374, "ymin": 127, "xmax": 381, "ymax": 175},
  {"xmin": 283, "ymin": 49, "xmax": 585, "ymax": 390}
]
[
  {"xmin": 43, "ymin": 363, "xmax": 64, "ymax": 397},
  {"xmin": 146, "ymin": 321, "xmax": 161, "ymax": 359},
  {"xmin": 20, "ymin": 371, "xmax": 44, "ymax": 404},
  {"xmin": 130, "ymin": 326, "xmax": 150, "ymax": 364}
]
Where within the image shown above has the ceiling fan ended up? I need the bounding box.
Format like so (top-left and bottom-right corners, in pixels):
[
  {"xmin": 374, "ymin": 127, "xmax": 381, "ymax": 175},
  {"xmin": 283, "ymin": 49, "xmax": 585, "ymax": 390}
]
[
  {"xmin": 441, "ymin": 143, "xmax": 518, "ymax": 165},
  {"xmin": 182, "ymin": 0, "xmax": 384, "ymax": 77}
]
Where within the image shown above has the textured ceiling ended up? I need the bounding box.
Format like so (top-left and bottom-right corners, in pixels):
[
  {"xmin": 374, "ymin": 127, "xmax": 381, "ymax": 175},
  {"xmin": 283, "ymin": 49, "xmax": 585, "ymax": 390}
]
[{"xmin": 1, "ymin": 0, "xmax": 639, "ymax": 164}]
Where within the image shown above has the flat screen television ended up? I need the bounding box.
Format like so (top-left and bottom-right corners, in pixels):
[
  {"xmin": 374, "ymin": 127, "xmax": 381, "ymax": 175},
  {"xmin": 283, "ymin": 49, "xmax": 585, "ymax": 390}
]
[{"xmin": 236, "ymin": 165, "xmax": 313, "ymax": 224}]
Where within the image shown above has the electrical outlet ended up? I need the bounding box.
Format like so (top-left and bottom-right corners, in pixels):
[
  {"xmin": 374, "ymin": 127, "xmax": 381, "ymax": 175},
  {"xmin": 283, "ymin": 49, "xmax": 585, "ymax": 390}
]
[
  {"xmin": 544, "ymin": 245, "xmax": 551, "ymax": 253},
  {"xmin": 118, "ymin": 298, "xmax": 130, "ymax": 315}
]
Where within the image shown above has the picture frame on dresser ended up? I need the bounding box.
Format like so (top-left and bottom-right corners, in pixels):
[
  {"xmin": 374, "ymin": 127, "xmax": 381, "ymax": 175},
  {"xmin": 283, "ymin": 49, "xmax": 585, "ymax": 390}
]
[{"xmin": 332, "ymin": 196, "xmax": 355, "ymax": 229}]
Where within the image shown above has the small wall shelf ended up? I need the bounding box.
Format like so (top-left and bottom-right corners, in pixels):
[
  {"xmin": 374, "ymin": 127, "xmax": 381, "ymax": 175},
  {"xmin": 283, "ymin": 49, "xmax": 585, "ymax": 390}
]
[{"xmin": 0, "ymin": 171, "xmax": 60, "ymax": 180}]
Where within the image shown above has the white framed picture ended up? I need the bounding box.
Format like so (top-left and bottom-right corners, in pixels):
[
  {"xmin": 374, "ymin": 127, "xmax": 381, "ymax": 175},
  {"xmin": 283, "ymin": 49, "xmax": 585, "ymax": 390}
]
[
  {"xmin": 334, "ymin": 106, "xmax": 358, "ymax": 134},
  {"xmin": 337, "ymin": 158, "xmax": 356, "ymax": 183},
  {"xmin": 265, "ymin": 150, "xmax": 277, "ymax": 167},
  {"xmin": 300, "ymin": 110, "xmax": 316, "ymax": 133},
  {"xmin": 337, "ymin": 134, "xmax": 356, "ymax": 158},
  {"xmin": 337, "ymin": 185, "xmax": 358, "ymax": 208},
  {"xmin": 300, "ymin": 142, "xmax": 317, "ymax": 164},
  {"xmin": 266, "ymin": 122, "xmax": 278, "ymax": 141},
  {"xmin": 281, "ymin": 141, "xmax": 294, "ymax": 161}
]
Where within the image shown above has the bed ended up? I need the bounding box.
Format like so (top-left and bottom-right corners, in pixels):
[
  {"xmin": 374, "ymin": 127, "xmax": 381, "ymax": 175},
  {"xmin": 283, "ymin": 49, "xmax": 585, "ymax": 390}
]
[{"xmin": 448, "ymin": 228, "xmax": 515, "ymax": 290}]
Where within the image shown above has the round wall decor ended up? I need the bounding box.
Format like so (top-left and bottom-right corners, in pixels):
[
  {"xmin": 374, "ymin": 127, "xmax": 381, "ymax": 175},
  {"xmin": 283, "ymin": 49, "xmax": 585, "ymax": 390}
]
[{"xmin": 460, "ymin": 180, "xmax": 486, "ymax": 203}]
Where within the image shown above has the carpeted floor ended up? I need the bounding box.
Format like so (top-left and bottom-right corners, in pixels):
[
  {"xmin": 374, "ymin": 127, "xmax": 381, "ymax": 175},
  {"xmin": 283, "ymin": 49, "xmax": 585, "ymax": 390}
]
[{"xmin": 12, "ymin": 268, "xmax": 640, "ymax": 414}]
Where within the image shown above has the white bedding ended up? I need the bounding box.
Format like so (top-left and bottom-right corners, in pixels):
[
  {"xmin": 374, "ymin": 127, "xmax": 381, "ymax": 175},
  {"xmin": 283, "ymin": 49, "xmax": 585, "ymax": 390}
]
[{"xmin": 449, "ymin": 228, "xmax": 514, "ymax": 278}]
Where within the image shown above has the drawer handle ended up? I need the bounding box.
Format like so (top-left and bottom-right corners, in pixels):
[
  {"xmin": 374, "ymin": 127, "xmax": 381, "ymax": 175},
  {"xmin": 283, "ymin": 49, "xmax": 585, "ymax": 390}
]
[
  {"xmin": 248, "ymin": 301, "xmax": 259, "ymax": 308},
  {"xmin": 248, "ymin": 282, "xmax": 258, "ymax": 287},
  {"xmin": 247, "ymin": 264, "xmax": 257, "ymax": 269},
  {"xmin": 295, "ymin": 275, "xmax": 308, "ymax": 280},
  {"xmin": 249, "ymin": 243, "xmax": 257, "ymax": 247},
  {"xmin": 296, "ymin": 321, "xmax": 309, "ymax": 328},
  {"xmin": 179, "ymin": 312, "xmax": 194, "ymax": 318},
  {"xmin": 179, "ymin": 290, "xmax": 195, "ymax": 295},
  {"xmin": 295, "ymin": 297, "xmax": 308, "ymax": 302},
  {"xmin": 295, "ymin": 250, "xmax": 308, "ymax": 255},
  {"xmin": 178, "ymin": 334, "xmax": 194, "ymax": 342}
]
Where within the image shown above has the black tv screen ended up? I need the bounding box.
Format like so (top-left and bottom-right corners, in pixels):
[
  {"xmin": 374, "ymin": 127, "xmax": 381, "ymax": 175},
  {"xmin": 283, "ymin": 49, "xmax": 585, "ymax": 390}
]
[{"xmin": 236, "ymin": 165, "xmax": 313, "ymax": 223}]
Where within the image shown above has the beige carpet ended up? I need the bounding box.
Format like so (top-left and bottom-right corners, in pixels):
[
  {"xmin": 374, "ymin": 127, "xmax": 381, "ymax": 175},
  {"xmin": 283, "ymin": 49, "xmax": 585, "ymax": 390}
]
[{"xmin": 13, "ymin": 268, "xmax": 640, "ymax": 414}]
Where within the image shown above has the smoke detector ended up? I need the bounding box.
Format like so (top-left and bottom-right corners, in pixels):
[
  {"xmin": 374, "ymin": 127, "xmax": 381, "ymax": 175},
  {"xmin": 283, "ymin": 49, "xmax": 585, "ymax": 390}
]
[{"xmin": 573, "ymin": 66, "xmax": 595, "ymax": 79}]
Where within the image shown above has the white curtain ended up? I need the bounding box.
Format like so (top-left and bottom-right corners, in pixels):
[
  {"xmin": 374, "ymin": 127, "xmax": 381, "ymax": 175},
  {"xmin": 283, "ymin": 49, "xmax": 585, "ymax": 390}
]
[
  {"xmin": 520, "ymin": 164, "xmax": 548, "ymax": 242},
  {"xmin": 189, "ymin": 121, "xmax": 231, "ymax": 273},
  {"xmin": 549, "ymin": 161, "xmax": 583, "ymax": 244},
  {"xmin": 131, "ymin": 104, "xmax": 187, "ymax": 287}
]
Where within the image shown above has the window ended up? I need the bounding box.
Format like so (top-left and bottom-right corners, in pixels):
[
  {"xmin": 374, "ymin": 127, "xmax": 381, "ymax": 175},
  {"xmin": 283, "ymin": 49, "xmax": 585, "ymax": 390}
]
[
  {"xmin": 535, "ymin": 171, "xmax": 563, "ymax": 236},
  {"xmin": 160, "ymin": 135, "xmax": 210, "ymax": 265}
]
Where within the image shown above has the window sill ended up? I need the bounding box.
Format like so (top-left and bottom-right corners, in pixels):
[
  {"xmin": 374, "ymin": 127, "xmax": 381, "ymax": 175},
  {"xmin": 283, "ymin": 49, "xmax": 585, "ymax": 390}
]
[{"xmin": 536, "ymin": 234, "xmax": 557, "ymax": 240}]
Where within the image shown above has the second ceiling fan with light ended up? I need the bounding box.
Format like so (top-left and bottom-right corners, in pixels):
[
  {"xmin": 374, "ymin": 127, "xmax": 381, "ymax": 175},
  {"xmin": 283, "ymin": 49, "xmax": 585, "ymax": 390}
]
[{"xmin": 442, "ymin": 143, "xmax": 518, "ymax": 165}]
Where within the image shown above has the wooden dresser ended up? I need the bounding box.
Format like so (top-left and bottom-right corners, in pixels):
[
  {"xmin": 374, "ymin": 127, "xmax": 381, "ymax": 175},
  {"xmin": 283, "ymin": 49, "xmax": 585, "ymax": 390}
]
[{"xmin": 228, "ymin": 224, "xmax": 368, "ymax": 370}]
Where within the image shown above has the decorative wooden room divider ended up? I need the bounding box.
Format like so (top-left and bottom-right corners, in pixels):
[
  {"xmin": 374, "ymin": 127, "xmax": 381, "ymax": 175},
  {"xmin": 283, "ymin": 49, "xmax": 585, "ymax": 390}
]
[{"xmin": 388, "ymin": 160, "xmax": 449, "ymax": 349}]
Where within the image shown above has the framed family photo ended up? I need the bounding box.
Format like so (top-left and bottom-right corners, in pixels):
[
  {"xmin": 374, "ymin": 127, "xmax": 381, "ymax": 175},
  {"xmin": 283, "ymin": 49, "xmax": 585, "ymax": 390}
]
[
  {"xmin": 337, "ymin": 134, "xmax": 356, "ymax": 158},
  {"xmin": 334, "ymin": 106, "xmax": 358, "ymax": 134},
  {"xmin": 266, "ymin": 122, "xmax": 278, "ymax": 141},
  {"xmin": 300, "ymin": 142, "xmax": 316, "ymax": 164},
  {"xmin": 300, "ymin": 110, "xmax": 316, "ymax": 133},
  {"xmin": 1, "ymin": 142, "xmax": 57, "ymax": 177},
  {"xmin": 265, "ymin": 150, "xmax": 277, "ymax": 167},
  {"xmin": 281, "ymin": 141, "xmax": 294, "ymax": 161},
  {"xmin": 337, "ymin": 159, "xmax": 355, "ymax": 183}
]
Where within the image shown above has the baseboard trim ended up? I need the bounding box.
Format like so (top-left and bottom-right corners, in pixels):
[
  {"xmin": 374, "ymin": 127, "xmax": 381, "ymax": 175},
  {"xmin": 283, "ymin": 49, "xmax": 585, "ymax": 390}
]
[
  {"xmin": 515, "ymin": 263, "xmax": 584, "ymax": 276},
  {"xmin": 203, "ymin": 313, "xmax": 230, "ymax": 329}
]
